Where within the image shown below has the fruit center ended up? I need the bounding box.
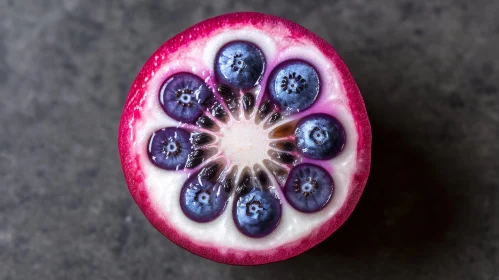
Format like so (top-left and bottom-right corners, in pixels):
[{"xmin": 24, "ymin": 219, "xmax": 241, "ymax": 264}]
[
  {"xmin": 196, "ymin": 191, "xmax": 210, "ymax": 204},
  {"xmin": 302, "ymin": 182, "xmax": 313, "ymax": 192},
  {"xmin": 281, "ymin": 72, "xmax": 307, "ymax": 94},
  {"xmin": 311, "ymin": 127, "xmax": 327, "ymax": 144},
  {"xmin": 163, "ymin": 141, "xmax": 180, "ymax": 155},
  {"xmin": 180, "ymin": 93, "xmax": 191, "ymax": 103},
  {"xmin": 248, "ymin": 201, "xmax": 263, "ymax": 215},
  {"xmin": 219, "ymin": 117, "xmax": 270, "ymax": 167},
  {"xmin": 230, "ymin": 53, "xmax": 244, "ymax": 71}
]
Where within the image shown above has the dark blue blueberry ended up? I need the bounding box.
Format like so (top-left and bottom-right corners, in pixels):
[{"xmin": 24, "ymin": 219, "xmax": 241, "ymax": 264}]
[
  {"xmin": 160, "ymin": 73, "xmax": 213, "ymax": 123},
  {"xmin": 268, "ymin": 60, "xmax": 320, "ymax": 112},
  {"xmin": 180, "ymin": 171, "xmax": 228, "ymax": 223},
  {"xmin": 148, "ymin": 127, "xmax": 192, "ymax": 170},
  {"xmin": 284, "ymin": 164, "xmax": 334, "ymax": 213},
  {"xmin": 295, "ymin": 114, "xmax": 345, "ymax": 159},
  {"xmin": 215, "ymin": 41, "xmax": 265, "ymax": 89},
  {"xmin": 233, "ymin": 188, "xmax": 281, "ymax": 238}
]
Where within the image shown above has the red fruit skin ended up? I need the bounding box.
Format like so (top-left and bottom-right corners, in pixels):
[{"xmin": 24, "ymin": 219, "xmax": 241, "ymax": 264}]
[{"xmin": 118, "ymin": 12, "xmax": 371, "ymax": 265}]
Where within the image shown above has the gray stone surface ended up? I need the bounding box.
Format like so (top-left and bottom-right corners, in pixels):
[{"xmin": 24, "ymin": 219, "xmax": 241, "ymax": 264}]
[{"xmin": 0, "ymin": 0, "xmax": 498, "ymax": 279}]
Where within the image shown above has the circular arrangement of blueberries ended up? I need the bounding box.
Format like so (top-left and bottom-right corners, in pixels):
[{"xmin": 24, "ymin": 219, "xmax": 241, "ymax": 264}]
[{"xmin": 148, "ymin": 41, "xmax": 346, "ymax": 238}]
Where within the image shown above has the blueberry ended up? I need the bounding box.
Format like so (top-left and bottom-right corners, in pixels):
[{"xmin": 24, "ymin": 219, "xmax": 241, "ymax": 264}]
[
  {"xmin": 180, "ymin": 171, "xmax": 228, "ymax": 223},
  {"xmin": 295, "ymin": 114, "xmax": 345, "ymax": 159},
  {"xmin": 233, "ymin": 188, "xmax": 281, "ymax": 238},
  {"xmin": 268, "ymin": 60, "xmax": 320, "ymax": 112},
  {"xmin": 215, "ymin": 41, "xmax": 265, "ymax": 89},
  {"xmin": 160, "ymin": 73, "xmax": 213, "ymax": 123},
  {"xmin": 148, "ymin": 127, "xmax": 192, "ymax": 170},
  {"xmin": 284, "ymin": 164, "xmax": 334, "ymax": 213}
]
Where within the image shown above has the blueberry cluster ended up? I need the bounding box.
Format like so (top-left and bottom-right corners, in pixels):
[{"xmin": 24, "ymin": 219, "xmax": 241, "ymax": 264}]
[{"xmin": 147, "ymin": 41, "xmax": 346, "ymax": 238}]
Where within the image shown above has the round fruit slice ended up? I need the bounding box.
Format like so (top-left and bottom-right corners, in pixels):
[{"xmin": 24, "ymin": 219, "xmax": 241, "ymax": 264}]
[{"xmin": 118, "ymin": 12, "xmax": 371, "ymax": 265}]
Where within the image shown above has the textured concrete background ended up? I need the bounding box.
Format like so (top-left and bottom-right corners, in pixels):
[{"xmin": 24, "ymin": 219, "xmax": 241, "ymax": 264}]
[{"xmin": 1, "ymin": 0, "xmax": 498, "ymax": 279}]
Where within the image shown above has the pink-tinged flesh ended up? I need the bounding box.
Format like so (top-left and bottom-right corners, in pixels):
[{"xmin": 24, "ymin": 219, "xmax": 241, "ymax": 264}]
[{"xmin": 118, "ymin": 12, "xmax": 371, "ymax": 265}]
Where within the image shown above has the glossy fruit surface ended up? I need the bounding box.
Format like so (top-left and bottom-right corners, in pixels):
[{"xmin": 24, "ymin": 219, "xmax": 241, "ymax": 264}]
[{"xmin": 118, "ymin": 12, "xmax": 371, "ymax": 265}]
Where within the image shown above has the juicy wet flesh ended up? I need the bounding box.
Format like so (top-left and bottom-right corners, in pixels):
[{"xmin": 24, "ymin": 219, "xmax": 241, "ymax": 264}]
[{"xmin": 146, "ymin": 40, "xmax": 347, "ymax": 238}]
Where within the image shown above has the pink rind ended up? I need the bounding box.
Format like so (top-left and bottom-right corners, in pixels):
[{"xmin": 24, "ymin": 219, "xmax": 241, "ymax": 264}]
[{"xmin": 118, "ymin": 12, "xmax": 371, "ymax": 265}]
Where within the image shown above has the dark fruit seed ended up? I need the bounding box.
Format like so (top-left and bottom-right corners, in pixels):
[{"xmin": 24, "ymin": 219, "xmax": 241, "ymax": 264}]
[
  {"xmin": 223, "ymin": 166, "xmax": 238, "ymax": 193},
  {"xmin": 282, "ymin": 142, "xmax": 295, "ymax": 151},
  {"xmin": 200, "ymin": 163, "xmax": 220, "ymax": 181},
  {"xmin": 190, "ymin": 149, "xmax": 204, "ymax": 157},
  {"xmin": 275, "ymin": 152, "xmax": 294, "ymax": 164},
  {"xmin": 160, "ymin": 73, "xmax": 213, "ymax": 123},
  {"xmin": 216, "ymin": 84, "xmax": 234, "ymax": 98},
  {"xmin": 257, "ymin": 171, "xmax": 267, "ymax": 186},
  {"xmin": 191, "ymin": 132, "xmax": 214, "ymax": 146},
  {"xmin": 271, "ymin": 141, "xmax": 295, "ymax": 151},
  {"xmin": 268, "ymin": 60, "xmax": 320, "ymax": 112},
  {"xmin": 269, "ymin": 120, "xmax": 298, "ymax": 138},
  {"xmin": 258, "ymin": 100, "xmax": 271, "ymax": 119},
  {"xmin": 236, "ymin": 167, "xmax": 252, "ymax": 195},
  {"xmin": 225, "ymin": 99, "xmax": 239, "ymax": 113},
  {"xmin": 148, "ymin": 127, "xmax": 192, "ymax": 170},
  {"xmin": 253, "ymin": 164, "xmax": 270, "ymax": 188},
  {"xmin": 233, "ymin": 188, "xmax": 281, "ymax": 238},
  {"xmin": 217, "ymin": 84, "xmax": 239, "ymax": 113},
  {"xmin": 215, "ymin": 41, "xmax": 266, "ymax": 89},
  {"xmin": 284, "ymin": 163, "xmax": 334, "ymax": 213},
  {"xmin": 180, "ymin": 170, "xmax": 228, "ymax": 223},
  {"xmin": 223, "ymin": 179, "xmax": 233, "ymax": 193},
  {"xmin": 185, "ymin": 149, "xmax": 204, "ymax": 169},
  {"xmin": 197, "ymin": 116, "xmax": 215, "ymax": 128},
  {"xmin": 295, "ymin": 113, "xmax": 346, "ymax": 160},
  {"xmin": 242, "ymin": 92, "xmax": 255, "ymax": 113},
  {"xmin": 263, "ymin": 159, "xmax": 288, "ymax": 186},
  {"xmin": 196, "ymin": 116, "xmax": 216, "ymax": 129},
  {"xmin": 269, "ymin": 150, "xmax": 295, "ymax": 164},
  {"xmin": 265, "ymin": 112, "xmax": 282, "ymax": 127},
  {"xmin": 211, "ymin": 102, "xmax": 227, "ymax": 122}
]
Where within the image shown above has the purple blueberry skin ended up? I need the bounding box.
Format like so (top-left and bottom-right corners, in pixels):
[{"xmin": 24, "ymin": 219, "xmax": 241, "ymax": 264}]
[
  {"xmin": 284, "ymin": 163, "xmax": 334, "ymax": 213},
  {"xmin": 160, "ymin": 73, "xmax": 213, "ymax": 124},
  {"xmin": 148, "ymin": 127, "xmax": 193, "ymax": 170}
]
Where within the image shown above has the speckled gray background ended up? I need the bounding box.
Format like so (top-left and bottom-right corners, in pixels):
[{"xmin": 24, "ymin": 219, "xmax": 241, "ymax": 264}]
[{"xmin": 1, "ymin": 0, "xmax": 498, "ymax": 279}]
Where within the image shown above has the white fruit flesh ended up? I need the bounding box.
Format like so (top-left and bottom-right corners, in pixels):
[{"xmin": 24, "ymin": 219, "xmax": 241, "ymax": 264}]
[{"xmin": 219, "ymin": 117, "xmax": 270, "ymax": 168}]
